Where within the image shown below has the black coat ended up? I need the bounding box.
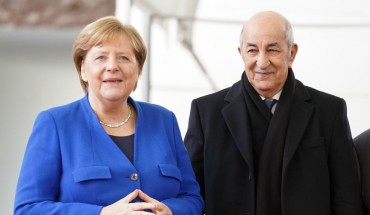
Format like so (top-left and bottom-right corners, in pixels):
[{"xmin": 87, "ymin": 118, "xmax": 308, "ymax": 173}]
[
  {"xmin": 354, "ymin": 129, "xmax": 370, "ymax": 214},
  {"xmin": 185, "ymin": 75, "xmax": 362, "ymax": 215}
]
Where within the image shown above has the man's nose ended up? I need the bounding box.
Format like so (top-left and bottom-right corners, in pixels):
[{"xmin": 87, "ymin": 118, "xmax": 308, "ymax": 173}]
[{"xmin": 256, "ymin": 54, "xmax": 270, "ymax": 68}]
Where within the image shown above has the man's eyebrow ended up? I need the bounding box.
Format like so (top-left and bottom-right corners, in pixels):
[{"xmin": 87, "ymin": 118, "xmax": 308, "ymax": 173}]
[
  {"xmin": 267, "ymin": 42, "xmax": 280, "ymax": 48},
  {"xmin": 245, "ymin": 42, "xmax": 280, "ymax": 47},
  {"xmin": 246, "ymin": 43, "xmax": 257, "ymax": 47}
]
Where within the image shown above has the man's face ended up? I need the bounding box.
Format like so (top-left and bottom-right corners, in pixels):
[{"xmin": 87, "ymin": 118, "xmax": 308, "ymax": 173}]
[{"xmin": 238, "ymin": 14, "xmax": 297, "ymax": 98}]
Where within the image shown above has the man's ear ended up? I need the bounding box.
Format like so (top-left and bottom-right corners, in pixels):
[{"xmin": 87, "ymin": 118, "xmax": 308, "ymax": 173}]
[
  {"xmin": 289, "ymin": 44, "xmax": 298, "ymax": 67},
  {"xmin": 290, "ymin": 43, "xmax": 298, "ymax": 61}
]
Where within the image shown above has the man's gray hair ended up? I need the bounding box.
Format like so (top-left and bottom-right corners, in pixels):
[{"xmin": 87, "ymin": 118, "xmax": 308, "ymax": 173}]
[{"xmin": 239, "ymin": 21, "xmax": 294, "ymax": 50}]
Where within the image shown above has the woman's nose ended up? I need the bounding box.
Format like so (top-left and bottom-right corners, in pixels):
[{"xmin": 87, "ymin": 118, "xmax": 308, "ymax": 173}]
[{"xmin": 106, "ymin": 58, "xmax": 119, "ymax": 72}]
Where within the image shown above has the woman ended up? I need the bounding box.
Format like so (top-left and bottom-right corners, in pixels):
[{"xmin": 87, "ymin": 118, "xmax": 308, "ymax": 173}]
[{"xmin": 14, "ymin": 16, "xmax": 204, "ymax": 215}]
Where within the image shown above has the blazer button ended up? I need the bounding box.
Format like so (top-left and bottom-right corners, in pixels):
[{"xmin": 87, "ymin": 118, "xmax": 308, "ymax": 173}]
[
  {"xmin": 248, "ymin": 173, "xmax": 253, "ymax": 181},
  {"xmin": 130, "ymin": 173, "xmax": 139, "ymax": 181}
]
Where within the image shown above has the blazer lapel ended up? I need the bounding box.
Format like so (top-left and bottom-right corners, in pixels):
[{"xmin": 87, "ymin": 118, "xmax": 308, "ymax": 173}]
[
  {"xmin": 222, "ymin": 83, "xmax": 254, "ymax": 172},
  {"xmin": 81, "ymin": 95, "xmax": 135, "ymax": 167}
]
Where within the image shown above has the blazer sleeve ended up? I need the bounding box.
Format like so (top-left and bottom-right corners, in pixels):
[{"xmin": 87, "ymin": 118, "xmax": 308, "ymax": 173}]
[
  {"xmin": 14, "ymin": 111, "xmax": 102, "ymax": 215},
  {"xmin": 161, "ymin": 111, "xmax": 204, "ymax": 215},
  {"xmin": 328, "ymin": 99, "xmax": 363, "ymax": 215}
]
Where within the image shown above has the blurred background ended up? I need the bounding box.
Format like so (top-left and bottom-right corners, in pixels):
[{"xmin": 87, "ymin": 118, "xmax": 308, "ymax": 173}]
[{"xmin": 1, "ymin": 0, "xmax": 370, "ymax": 214}]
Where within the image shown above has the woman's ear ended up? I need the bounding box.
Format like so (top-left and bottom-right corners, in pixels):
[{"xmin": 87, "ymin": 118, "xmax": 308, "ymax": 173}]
[{"xmin": 80, "ymin": 61, "xmax": 87, "ymax": 82}]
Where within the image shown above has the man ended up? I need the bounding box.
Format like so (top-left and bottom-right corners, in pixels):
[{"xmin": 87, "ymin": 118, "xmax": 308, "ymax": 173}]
[
  {"xmin": 184, "ymin": 11, "xmax": 362, "ymax": 215},
  {"xmin": 354, "ymin": 129, "xmax": 370, "ymax": 214}
]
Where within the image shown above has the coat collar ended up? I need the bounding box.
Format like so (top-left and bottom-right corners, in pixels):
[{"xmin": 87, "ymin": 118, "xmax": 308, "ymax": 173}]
[
  {"xmin": 221, "ymin": 73, "xmax": 314, "ymax": 173},
  {"xmin": 222, "ymin": 79, "xmax": 255, "ymax": 172},
  {"xmin": 282, "ymin": 80, "xmax": 314, "ymax": 174}
]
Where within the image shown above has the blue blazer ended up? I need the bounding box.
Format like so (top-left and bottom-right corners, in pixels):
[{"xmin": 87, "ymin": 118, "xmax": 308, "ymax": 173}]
[{"xmin": 15, "ymin": 95, "xmax": 203, "ymax": 215}]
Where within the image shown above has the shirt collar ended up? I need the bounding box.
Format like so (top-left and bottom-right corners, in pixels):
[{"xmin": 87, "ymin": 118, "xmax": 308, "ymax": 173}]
[{"xmin": 260, "ymin": 90, "xmax": 282, "ymax": 101}]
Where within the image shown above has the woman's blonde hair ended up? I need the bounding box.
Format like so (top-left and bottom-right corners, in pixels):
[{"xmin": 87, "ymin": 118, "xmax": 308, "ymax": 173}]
[{"xmin": 73, "ymin": 16, "xmax": 147, "ymax": 92}]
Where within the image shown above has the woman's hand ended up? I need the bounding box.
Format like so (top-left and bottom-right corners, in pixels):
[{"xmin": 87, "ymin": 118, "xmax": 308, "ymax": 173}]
[
  {"xmin": 138, "ymin": 190, "xmax": 173, "ymax": 215},
  {"xmin": 100, "ymin": 189, "xmax": 155, "ymax": 215},
  {"xmin": 99, "ymin": 189, "xmax": 173, "ymax": 215}
]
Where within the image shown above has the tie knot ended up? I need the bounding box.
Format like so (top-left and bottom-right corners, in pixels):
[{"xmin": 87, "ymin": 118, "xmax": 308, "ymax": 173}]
[{"xmin": 264, "ymin": 99, "xmax": 278, "ymax": 110}]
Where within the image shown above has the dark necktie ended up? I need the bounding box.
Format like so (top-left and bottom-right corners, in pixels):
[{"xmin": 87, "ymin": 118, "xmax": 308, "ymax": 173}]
[{"xmin": 264, "ymin": 99, "xmax": 278, "ymax": 111}]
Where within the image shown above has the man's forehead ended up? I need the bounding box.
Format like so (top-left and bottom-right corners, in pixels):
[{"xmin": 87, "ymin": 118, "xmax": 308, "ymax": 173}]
[
  {"xmin": 246, "ymin": 41, "xmax": 279, "ymax": 45},
  {"xmin": 245, "ymin": 41, "xmax": 282, "ymax": 48}
]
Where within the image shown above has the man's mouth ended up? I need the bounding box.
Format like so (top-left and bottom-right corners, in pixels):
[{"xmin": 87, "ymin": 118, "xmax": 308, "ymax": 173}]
[{"xmin": 103, "ymin": 79, "xmax": 122, "ymax": 83}]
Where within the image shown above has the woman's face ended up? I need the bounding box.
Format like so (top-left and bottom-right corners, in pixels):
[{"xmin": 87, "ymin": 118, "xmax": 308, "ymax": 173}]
[{"xmin": 81, "ymin": 34, "xmax": 140, "ymax": 104}]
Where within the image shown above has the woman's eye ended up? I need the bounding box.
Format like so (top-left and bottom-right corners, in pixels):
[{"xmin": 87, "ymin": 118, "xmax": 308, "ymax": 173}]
[
  {"xmin": 120, "ymin": 56, "xmax": 129, "ymax": 61},
  {"xmin": 95, "ymin": 56, "xmax": 105, "ymax": 60}
]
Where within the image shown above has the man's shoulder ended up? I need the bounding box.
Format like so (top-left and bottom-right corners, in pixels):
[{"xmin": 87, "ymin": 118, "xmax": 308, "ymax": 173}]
[
  {"xmin": 195, "ymin": 87, "xmax": 230, "ymax": 102},
  {"xmin": 194, "ymin": 80, "xmax": 242, "ymax": 103},
  {"xmin": 305, "ymin": 85, "xmax": 344, "ymax": 102},
  {"xmin": 296, "ymin": 80, "xmax": 345, "ymax": 110}
]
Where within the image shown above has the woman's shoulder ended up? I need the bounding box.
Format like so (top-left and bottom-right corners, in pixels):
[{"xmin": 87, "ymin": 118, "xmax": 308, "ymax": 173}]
[
  {"xmin": 38, "ymin": 97, "xmax": 85, "ymax": 120},
  {"xmin": 133, "ymin": 100, "xmax": 176, "ymax": 122},
  {"xmin": 134, "ymin": 100, "xmax": 172, "ymax": 114}
]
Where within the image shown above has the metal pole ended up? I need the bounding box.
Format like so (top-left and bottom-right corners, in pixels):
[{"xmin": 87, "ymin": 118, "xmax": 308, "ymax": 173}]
[
  {"xmin": 115, "ymin": 0, "xmax": 132, "ymax": 23},
  {"xmin": 139, "ymin": 13, "xmax": 152, "ymax": 102}
]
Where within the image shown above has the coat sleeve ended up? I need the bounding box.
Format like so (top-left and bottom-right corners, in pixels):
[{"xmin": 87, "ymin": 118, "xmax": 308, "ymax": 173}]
[
  {"xmin": 354, "ymin": 129, "xmax": 370, "ymax": 213},
  {"xmin": 329, "ymin": 99, "xmax": 363, "ymax": 215},
  {"xmin": 14, "ymin": 111, "xmax": 102, "ymax": 215},
  {"xmin": 183, "ymin": 99, "xmax": 206, "ymax": 206},
  {"xmin": 161, "ymin": 111, "xmax": 204, "ymax": 215}
]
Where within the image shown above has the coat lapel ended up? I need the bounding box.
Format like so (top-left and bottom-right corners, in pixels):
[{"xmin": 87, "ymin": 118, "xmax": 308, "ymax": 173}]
[
  {"xmin": 222, "ymin": 82, "xmax": 255, "ymax": 172},
  {"xmin": 282, "ymin": 82, "xmax": 314, "ymax": 175}
]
